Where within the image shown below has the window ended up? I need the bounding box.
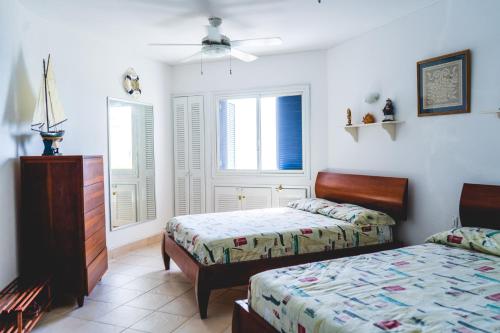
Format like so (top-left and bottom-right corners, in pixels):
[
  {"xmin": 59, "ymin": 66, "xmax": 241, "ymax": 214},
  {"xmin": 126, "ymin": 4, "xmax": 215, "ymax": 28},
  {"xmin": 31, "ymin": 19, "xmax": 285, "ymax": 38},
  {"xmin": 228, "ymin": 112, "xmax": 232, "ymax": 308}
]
[{"xmin": 217, "ymin": 88, "xmax": 306, "ymax": 174}]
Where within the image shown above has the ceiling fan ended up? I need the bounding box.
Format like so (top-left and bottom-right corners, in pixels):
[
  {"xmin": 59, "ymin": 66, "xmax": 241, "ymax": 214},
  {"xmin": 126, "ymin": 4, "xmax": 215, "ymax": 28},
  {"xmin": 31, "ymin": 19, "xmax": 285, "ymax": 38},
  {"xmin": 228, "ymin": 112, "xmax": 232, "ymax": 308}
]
[{"xmin": 150, "ymin": 17, "xmax": 282, "ymax": 63}]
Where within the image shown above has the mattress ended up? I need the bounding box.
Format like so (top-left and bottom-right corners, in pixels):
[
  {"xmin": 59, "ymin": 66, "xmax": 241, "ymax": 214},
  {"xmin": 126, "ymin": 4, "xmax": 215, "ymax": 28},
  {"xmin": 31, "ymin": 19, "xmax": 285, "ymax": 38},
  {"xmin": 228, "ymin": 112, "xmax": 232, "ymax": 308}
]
[
  {"xmin": 249, "ymin": 243, "xmax": 500, "ymax": 333},
  {"xmin": 166, "ymin": 207, "xmax": 393, "ymax": 266}
]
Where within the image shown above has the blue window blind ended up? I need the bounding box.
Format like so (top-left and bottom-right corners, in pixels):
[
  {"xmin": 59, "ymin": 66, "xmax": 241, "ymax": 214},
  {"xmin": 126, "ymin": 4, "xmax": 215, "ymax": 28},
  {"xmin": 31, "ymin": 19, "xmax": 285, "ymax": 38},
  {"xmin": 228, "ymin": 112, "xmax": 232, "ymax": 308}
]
[{"xmin": 276, "ymin": 95, "xmax": 302, "ymax": 170}]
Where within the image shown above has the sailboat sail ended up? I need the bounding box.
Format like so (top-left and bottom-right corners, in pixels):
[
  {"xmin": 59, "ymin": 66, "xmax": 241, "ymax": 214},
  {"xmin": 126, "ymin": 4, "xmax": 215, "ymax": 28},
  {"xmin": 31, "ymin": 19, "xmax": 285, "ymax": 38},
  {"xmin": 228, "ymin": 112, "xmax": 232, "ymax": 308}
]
[{"xmin": 31, "ymin": 56, "xmax": 67, "ymax": 132}]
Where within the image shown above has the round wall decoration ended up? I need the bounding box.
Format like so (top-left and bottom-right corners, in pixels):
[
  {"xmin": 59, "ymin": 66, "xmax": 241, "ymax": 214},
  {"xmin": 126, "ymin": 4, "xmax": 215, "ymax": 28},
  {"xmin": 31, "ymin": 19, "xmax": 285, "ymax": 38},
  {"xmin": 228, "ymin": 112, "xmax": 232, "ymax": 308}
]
[{"xmin": 123, "ymin": 68, "xmax": 141, "ymax": 98}]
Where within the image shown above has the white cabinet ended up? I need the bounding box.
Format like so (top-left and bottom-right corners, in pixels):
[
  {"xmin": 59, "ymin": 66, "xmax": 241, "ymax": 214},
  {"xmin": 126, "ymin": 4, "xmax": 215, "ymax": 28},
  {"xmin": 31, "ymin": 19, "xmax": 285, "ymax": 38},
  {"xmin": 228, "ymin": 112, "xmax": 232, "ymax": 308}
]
[
  {"xmin": 241, "ymin": 187, "xmax": 272, "ymax": 210},
  {"xmin": 214, "ymin": 187, "xmax": 241, "ymax": 212},
  {"xmin": 214, "ymin": 186, "xmax": 307, "ymax": 212},
  {"xmin": 174, "ymin": 96, "xmax": 205, "ymax": 216},
  {"xmin": 272, "ymin": 187, "xmax": 308, "ymax": 207}
]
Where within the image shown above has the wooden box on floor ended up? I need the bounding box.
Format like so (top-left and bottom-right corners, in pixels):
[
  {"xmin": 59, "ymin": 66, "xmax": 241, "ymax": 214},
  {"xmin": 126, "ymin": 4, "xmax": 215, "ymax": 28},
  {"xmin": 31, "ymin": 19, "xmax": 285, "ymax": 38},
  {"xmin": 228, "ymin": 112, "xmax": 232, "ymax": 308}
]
[{"xmin": 20, "ymin": 156, "xmax": 107, "ymax": 306}]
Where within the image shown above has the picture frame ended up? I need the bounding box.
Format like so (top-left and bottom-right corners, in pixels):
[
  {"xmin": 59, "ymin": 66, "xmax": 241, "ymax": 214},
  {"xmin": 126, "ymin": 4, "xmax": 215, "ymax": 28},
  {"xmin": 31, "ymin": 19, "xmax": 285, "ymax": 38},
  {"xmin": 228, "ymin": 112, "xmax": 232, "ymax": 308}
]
[{"xmin": 417, "ymin": 49, "xmax": 471, "ymax": 117}]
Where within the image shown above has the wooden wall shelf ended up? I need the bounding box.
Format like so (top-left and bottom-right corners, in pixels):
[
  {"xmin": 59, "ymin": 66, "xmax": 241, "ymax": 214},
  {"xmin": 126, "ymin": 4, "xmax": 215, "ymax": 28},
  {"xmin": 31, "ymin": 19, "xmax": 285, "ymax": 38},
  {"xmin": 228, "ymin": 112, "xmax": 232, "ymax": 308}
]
[{"xmin": 344, "ymin": 121, "xmax": 404, "ymax": 142}]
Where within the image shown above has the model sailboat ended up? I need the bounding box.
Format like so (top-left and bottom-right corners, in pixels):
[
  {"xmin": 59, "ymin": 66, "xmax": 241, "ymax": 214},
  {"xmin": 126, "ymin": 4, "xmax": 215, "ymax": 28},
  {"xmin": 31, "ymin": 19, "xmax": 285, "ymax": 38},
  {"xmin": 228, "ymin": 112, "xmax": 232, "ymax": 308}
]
[{"xmin": 31, "ymin": 55, "xmax": 67, "ymax": 156}]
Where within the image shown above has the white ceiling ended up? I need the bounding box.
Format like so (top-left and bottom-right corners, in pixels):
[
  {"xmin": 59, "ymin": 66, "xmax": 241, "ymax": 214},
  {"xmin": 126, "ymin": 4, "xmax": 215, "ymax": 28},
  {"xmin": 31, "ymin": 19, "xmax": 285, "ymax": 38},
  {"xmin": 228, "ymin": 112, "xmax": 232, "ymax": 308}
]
[{"xmin": 20, "ymin": 0, "xmax": 439, "ymax": 64}]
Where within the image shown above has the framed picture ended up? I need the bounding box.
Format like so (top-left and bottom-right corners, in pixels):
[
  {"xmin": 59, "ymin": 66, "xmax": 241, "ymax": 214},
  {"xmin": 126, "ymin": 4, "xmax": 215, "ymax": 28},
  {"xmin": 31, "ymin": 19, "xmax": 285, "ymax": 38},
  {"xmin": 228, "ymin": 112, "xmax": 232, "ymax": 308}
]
[{"xmin": 417, "ymin": 49, "xmax": 471, "ymax": 117}]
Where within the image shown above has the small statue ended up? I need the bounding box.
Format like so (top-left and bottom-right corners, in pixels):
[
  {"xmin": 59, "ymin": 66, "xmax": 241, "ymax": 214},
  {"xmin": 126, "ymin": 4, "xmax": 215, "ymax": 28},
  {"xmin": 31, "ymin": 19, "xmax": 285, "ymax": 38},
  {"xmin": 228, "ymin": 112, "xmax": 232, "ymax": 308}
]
[
  {"xmin": 362, "ymin": 113, "xmax": 376, "ymax": 124},
  {"xmin": 382, "ymin": 98, "xmax": 395, "ymax": 122},
  {"xmin": 346, "ymin": 108, "xmax": 352, "ymax": 126}
]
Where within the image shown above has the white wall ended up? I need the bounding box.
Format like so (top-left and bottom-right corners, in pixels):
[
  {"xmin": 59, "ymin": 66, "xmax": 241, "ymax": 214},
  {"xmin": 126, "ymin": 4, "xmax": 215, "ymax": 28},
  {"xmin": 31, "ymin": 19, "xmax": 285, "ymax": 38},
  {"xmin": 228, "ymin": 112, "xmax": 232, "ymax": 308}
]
[
  {"xmin": 171, "ymin": 51, "xmax": 329, "ymax": 209},
  {"xmin": 327, "ymin": 0, "xmax": 500, "ymax": 244},
  {"xmin": 0, "ymin": 0, "xmax": 173, "ymax": 287}
]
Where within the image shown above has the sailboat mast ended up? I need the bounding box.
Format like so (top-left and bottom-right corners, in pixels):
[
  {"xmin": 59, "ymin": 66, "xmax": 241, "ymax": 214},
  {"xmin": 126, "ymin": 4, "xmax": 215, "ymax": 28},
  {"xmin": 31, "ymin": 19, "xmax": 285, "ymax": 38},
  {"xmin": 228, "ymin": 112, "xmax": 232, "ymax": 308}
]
[{"xmin": 43, "ymin": 55, "xmax": 51, "ymax": 133}]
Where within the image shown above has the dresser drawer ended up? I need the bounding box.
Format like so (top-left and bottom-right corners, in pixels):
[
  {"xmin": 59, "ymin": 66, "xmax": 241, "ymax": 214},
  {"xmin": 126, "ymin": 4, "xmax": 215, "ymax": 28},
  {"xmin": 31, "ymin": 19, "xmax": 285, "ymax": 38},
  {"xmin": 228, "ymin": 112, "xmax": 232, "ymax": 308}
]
[
  {"xmin": 85, "ymin": 248, "xmax": 108, "ymax": 294},
  {"xmin": 83, "ymin": 157, "xmax": 104, "ymax": 186},
  {"xmin": 84, "ymin": 182, "xmax": 104, "ymax": 213},
  {"xmin": 84, "ymin": 204, "xmax": 105, "ymax": 240},
  {"xmin": 85, "ymin": 227, "xmax": 106, "ymax": 265}
]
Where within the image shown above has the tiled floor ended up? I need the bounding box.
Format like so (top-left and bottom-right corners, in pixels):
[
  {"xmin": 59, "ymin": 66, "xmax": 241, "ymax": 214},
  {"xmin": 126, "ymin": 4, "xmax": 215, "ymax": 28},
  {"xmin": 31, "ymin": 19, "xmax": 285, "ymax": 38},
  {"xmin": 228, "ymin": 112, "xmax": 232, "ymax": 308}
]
[{"xmin": 33, "ymin": 242, "xmax": 246, "ymax": 333}]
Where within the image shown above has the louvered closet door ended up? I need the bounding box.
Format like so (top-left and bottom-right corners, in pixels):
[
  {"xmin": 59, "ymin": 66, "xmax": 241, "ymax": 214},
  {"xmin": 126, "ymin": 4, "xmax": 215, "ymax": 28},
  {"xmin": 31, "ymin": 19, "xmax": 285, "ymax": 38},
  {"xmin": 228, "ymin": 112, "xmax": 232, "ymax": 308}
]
[
  {"xmin": 173, "ymin": 97, "xmax": 190, "ymax": 216},
  {"xmin": 272, "ymin": 188, "xmax": 307, "ymax": 207},
  {"xmin": 188, "ymin": 96, "xmax": 205, "ymax": 214},
  {"xmin": 214, "ymin": 187, "xmax": 242, "ymax": 212},
  {"xmin": 143, "ymin": 105, "xmax": 157, "ymax": 220},
  {"xmin": 241, "ymin": 187, "xmax": 272, "ymax": 210},
  {"xmin": 111, "ymin": 184, "xmax": 138, "ymax": 229}
]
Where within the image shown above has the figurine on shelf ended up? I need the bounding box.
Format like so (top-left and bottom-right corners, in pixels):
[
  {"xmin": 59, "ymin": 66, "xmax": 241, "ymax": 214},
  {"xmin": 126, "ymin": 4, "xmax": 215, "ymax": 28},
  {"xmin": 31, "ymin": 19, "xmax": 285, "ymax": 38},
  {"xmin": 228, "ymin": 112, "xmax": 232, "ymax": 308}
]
[
  {"xmin": 382, "ymin": 98, "xmax": 395, "ymax": 122},
  {"xmin": 346, "ymin": 108, "xmax": 352, "ymax": 126},
  {"xmin": 362, "ymin": 113, "xmax": 376, "ymax": 124}
]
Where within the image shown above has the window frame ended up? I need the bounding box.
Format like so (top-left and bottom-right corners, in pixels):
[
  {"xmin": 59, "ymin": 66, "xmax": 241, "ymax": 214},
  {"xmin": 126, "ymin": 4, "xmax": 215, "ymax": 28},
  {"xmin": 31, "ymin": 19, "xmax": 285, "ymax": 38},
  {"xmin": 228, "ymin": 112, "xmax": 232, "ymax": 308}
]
[{"xmin": 213, "ymin": 85, "xmax": 310, "ymax": 178}]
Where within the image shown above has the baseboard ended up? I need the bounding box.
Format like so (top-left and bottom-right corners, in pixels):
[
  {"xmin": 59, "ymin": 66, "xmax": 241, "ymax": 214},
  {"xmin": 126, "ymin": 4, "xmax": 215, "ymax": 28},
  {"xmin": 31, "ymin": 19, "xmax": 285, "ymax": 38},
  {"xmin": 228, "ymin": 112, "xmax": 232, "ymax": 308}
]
[{"xmin": 109, "ymin": 233, "xmax": 163, "ymax": 259}]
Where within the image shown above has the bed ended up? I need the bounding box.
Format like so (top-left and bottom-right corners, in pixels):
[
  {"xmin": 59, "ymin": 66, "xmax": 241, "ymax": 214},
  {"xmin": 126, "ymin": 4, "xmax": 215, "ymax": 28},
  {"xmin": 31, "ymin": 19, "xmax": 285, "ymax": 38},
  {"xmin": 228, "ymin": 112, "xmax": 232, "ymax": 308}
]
[
  {"xmin": 232, "ymin": 183, "xmax": 500, "ymax": 333},
  {"xmin": 162, "ymin": 171, "xmax": 409, "ymax": 318}
]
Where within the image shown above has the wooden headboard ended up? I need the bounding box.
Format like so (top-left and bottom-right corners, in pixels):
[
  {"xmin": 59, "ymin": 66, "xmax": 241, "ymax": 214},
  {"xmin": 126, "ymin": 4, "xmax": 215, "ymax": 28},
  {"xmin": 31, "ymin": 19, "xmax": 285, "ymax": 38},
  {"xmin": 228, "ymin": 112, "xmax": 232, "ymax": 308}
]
[
  {"xmin": 315, "ymin": 171, "xmax": 409, "ymax": 221},
  {"xmin": 460, "ymin": 183, "xmax": 500, "ymax": 230}
]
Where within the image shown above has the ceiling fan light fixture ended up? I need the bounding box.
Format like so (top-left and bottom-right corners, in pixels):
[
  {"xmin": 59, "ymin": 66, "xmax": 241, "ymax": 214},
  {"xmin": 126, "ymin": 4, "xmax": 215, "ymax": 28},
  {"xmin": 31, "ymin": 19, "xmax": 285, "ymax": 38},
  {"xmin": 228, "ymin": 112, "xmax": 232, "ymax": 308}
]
[{"xmin": 202, "ymin": 44, "xmax": 230, "ymax": 58}]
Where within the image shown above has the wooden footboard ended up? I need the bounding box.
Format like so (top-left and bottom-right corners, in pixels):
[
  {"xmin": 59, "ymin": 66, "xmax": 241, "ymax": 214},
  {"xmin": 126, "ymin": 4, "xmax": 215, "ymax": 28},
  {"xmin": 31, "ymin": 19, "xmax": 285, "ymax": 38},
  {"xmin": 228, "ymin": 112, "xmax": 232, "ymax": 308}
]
[
  {"xmin": 162, "ymin": 232, "xmax": 403, "ymax": 319},
  {"xmin": 233, "ymin": 300, "xmax": 278, "ymax": 333}
]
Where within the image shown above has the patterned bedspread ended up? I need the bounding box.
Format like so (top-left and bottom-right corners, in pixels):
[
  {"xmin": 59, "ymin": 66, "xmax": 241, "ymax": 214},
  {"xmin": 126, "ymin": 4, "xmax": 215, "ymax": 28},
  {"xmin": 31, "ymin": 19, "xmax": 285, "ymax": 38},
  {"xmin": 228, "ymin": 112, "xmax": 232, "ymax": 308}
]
[
  {"xmin": 249, "ymin": 243, "xmax": 500, "ymax": 333},
  {"xmin": 166, "ymin": 208, "xmax": 392, "ymax": 266}
]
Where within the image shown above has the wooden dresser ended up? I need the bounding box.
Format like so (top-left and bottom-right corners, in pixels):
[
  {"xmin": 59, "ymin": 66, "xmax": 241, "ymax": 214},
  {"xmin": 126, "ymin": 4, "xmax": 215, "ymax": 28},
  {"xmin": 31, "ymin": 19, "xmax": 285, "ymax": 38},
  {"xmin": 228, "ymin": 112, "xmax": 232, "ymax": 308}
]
[{"xmin": 20, "ymin": 156, "xmax": 107, "ymax": 306}]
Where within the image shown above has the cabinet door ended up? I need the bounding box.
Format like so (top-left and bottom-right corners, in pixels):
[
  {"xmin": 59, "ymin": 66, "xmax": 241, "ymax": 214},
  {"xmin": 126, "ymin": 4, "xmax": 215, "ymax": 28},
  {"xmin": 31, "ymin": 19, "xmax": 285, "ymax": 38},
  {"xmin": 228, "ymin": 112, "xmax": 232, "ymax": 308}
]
[
  {"xmin": 241, "ymin": 187, "xmax": 272, "ymax": 210},
  {"xmin": 188, "ymin": 96, "xmax": 205, "ymax": 214},
  {"xmin": 173, "ymin": 97, "xmax": 190, "ymax": 216},
  {"xmin": 214, "ymin": 187, "xmax": 241, "ymax": 212},
  {"xmin": 111, "ymin": 184, "xmax": 138, "ymax": 228},
  {"xmin": 272, "ymin": 188, "xmax": 308, "ymax": 207}
]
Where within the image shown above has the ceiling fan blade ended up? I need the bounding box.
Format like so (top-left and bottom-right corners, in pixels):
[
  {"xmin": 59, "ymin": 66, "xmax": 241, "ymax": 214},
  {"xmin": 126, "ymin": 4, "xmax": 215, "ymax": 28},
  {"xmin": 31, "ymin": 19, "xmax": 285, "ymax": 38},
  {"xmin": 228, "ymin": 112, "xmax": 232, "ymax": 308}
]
[
  {"xmin": 231, "ymin": 37, "xmax": 282, "ymax": 48},
  {"xmin": 206, "ymin": 25, "xmax": 221, "ymax": 43},
  {"xmin": 180, "ymin": 51, "xmax": 203, "ymax": 63},
  {"xmin": 231, "ymin": 48, "xmax": 258, "ymax": 62},
  {"xmin": 149, "ymin": 43, "xmax": 201, "ymax": 46}
]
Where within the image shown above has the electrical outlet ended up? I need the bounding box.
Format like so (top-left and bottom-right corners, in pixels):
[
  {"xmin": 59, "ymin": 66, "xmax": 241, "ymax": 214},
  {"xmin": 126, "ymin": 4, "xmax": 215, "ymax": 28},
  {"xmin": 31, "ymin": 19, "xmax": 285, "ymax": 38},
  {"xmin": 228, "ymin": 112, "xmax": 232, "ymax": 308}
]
[{"xmin": 452, "ymin": 216, "xmax": 460, "ymax": 227}]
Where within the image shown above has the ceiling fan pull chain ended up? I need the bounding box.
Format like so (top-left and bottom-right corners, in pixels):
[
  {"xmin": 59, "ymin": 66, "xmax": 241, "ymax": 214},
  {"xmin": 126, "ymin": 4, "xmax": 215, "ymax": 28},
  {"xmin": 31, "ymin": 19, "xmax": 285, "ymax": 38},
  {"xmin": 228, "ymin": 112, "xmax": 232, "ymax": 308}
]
[{"xmin": 229, "ymin": 49, "xmax": 232, "ymax": 75}]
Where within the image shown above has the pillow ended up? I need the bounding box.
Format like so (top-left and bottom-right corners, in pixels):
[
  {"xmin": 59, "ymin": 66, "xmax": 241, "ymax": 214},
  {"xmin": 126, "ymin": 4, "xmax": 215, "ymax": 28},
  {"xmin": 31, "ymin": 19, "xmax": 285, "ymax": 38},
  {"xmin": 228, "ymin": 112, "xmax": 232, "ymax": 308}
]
[
  {"xmin": 426, "ymin": 227, "xmax": 500, "ymax": 256},
  {"xmin": 287, "ymin": 198, "xmax": 336, "ymax": 213},
  {"xmin": 317, "ymin": 203, "xmax": 396, "ymax": 226}
]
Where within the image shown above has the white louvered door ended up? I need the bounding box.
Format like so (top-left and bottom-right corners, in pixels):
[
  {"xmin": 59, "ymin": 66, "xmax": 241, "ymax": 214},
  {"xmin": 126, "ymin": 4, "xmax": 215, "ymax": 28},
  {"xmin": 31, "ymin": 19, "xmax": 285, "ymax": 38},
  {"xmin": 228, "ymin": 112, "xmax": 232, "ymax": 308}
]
[
  {"xmin": 214, "ymin": 187, "xmax": 242, "ymax": 212},
  {"xmin": 111, "ymin": 184, "xmax": 138, "ymax": 229},
  {"xmin": 174, "ymin": 97, "xmax": 190, "ymax": 216},
  {"xmin": 173, "ymin": 96, "xmax": 205, "ymax": 216},
  {"xmin": 272, "ymin": 188, "xmax": 308, "ymax": 207},
  {"xmin": 188, "ymin": 96, "xmax": 205, "ymax": 214},
  {"xmin": 241, "ymin": 187, "xmax": 272, "ymax": 210},
  {"xmin": 143, "ymin": 105, "xmax": 157, "ymax": 220}
]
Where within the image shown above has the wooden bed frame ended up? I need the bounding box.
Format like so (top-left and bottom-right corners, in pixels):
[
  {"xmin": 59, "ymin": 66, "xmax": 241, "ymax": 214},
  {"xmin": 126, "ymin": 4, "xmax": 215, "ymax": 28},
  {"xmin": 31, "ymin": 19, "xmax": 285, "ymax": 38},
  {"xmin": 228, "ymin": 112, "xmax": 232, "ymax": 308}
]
[
  {"xmin": 232, "ymin": 182, "xmax": 500, "ymax": 333},
  {"xmin": 162, "ymin": 171, "xmax": 409, "ymax": 318}
]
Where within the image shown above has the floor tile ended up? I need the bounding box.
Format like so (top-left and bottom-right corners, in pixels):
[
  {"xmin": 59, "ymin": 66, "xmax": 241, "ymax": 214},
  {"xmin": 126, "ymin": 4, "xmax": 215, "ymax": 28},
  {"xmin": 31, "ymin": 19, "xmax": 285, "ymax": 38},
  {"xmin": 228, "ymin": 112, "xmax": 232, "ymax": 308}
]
[
  {"xmin": 158, "ymin": 295, "xmax": 198, "ymax": 317},
  {"xmin": 74, "ymin": 320, "xmax": 124, "ymax": 333},
  {"xmin": 131, "ymin": 311, "xmax": 189, "ymax": 333},
  {"xmin": 88, "ymin": 284, "xmax": 119, "ymax": 300},
  {"xmin": 150, "ymin": 282, "xmax": 192, "ymax": 298},
  {"xmin": 122, "ymin": 277, "xmax": 166, "ymax": 292},
  {"xmin": 67, "ymin": 299, "xmax": 119, "ymax": 320},
  {"xmin": 126, "ymin": 290, "xmax": 176, "ymax": 310},
  {"xmin": 32, "ymin": 315, "xmax": 88, "ymax": 333},
  {"xmin": 95, "ymin": 305, "xmax": 152, "ymax": 328},
  {"xmin": 100, "ymin": 272, "xmax": 138, "ymax": 287},
  {"xmin": 172, "ymin": 302, "xmax": 233, "ymax": 333},
  {"xmin": 90, "ymin": 288, "xmax": 144, "ymax": 305}
]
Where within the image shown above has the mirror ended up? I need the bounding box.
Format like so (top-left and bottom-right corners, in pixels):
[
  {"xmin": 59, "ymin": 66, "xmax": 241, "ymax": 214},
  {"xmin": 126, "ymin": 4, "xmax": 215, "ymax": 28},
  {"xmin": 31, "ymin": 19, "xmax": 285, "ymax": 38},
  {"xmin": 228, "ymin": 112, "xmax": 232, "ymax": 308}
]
[{"xmin": 107, "ymin": 98, "xmax": 156, "ymax": 230}]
